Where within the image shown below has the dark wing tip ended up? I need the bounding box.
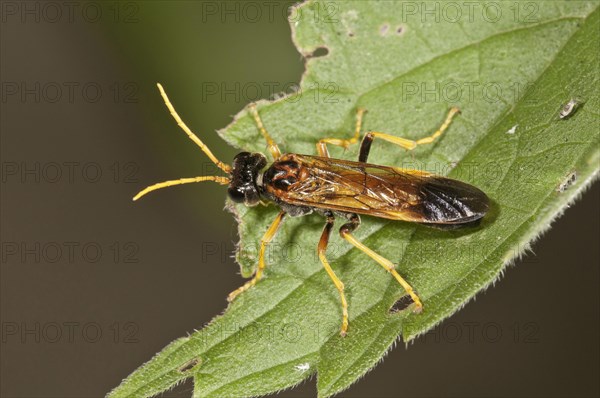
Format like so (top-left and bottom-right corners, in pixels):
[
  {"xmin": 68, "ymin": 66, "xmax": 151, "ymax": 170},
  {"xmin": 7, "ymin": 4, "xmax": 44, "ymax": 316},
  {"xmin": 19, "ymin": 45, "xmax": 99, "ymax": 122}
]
[{"xmin": 418, "ymin": 177, "xmax": 490, "ymax": 224}]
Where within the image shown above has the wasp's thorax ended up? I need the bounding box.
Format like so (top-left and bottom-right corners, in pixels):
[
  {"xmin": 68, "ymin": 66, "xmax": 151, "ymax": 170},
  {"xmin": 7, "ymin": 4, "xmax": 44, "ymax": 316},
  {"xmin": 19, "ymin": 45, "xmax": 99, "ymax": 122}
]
[{"xmin": 228, "ymin": 152, "xmax": 267, "ymax": 206}]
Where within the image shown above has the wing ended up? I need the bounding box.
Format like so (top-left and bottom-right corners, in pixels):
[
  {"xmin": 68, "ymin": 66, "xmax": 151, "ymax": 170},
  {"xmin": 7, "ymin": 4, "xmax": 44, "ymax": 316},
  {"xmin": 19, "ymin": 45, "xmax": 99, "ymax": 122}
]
[{"xmin": 267, "ymin": 154, "xmax": 489, "ymax": 224}]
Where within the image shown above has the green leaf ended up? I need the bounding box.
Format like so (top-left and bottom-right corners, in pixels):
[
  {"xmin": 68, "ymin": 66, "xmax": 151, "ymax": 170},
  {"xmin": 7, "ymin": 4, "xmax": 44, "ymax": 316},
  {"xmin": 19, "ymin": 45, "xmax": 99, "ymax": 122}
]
[{"xmin": 109, "ymin": 1, "xmax": 599, "ymax": 397}]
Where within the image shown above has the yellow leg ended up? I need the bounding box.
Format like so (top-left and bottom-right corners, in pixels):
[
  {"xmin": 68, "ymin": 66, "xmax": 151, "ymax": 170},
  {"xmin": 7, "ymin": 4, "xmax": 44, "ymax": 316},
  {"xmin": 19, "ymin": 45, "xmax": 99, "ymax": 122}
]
[
  {"xmin": 249, "ymin": 104, "xmax": 282, "ymax": 160},
  {"xmin": 228, "ymin": 210, "xmax": 286, "ymax": 301},
  {"xmin": 316, "ymin": 108, "xmax": 366, "ymax": 157},
  {"xmin": 318, "ymin": 214, "xmax": 349, "ymax": 336},
  {"xmin": 340, "ymin": 215, "xmax": 423, "ymax": 312},
  {"xmin": 359, "ymin": 107, "xmax": 460, "ymax": 162}
]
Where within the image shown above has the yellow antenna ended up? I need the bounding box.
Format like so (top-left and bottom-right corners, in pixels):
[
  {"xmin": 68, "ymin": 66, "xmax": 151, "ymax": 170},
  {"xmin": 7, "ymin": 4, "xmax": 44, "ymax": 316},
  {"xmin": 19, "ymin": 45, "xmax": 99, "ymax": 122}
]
[
  {"xmin": 133, "ymin": 176, "xmax": 230, "ymax": 201},
  {"xmin": 132, "ymin": 84, "xmax": 232, "ymax": 201},
  {"xmin": 156, "ymin": 83, "xmax": 232, "ymax": 173}
]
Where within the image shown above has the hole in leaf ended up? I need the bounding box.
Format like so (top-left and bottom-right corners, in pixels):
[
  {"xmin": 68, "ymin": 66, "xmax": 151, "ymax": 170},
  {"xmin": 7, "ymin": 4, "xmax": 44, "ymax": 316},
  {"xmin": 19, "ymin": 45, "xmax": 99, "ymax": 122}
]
[
  {"xmin": 178, "ymin": 357, "xmax": 201, "ymax": 373},
  {"xmin": 559, "ymin": 98, "xmax": 582, "ymax": 119},
  {"xmin": 307, "ymin": 47, "xmax": 329, "ymax": 58},
  {"xmin": 389, "ymin": 295, "xmax": 414, "ymax": 313},
  {"xmin": 557, "ymin": 171, "xmax": 577, "ymax": 192},
  {"xmin": 379, "ymin": 24, "xmax": 389, "ymax": 36}
]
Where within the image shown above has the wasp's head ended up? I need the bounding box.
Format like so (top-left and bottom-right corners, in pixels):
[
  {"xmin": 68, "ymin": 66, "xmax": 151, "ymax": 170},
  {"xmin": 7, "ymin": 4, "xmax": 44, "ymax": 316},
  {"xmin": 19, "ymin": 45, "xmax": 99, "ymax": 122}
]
[{"xmin": 227, "ymin": 152, "xmax": 267, "ymax": 206}]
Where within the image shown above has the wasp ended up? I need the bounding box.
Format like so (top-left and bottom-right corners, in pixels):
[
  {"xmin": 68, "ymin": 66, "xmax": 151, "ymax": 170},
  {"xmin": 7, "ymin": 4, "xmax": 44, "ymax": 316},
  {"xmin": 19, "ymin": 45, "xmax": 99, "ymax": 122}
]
[{"xmin": 134, "ymin": 84, "xmax": 490, "ymax": 336}]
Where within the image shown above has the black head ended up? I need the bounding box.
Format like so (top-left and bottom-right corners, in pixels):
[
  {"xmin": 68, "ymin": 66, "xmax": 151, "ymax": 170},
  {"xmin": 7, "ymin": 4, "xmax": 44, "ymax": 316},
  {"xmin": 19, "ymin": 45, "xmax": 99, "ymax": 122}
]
[{"xmin": 227, "ymin": 152, "xmax": 267, "ymax": 206}]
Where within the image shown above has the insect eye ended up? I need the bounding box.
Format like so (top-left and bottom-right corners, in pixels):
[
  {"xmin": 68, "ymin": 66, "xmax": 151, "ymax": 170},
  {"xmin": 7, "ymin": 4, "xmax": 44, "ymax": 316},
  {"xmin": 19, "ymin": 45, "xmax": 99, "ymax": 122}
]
[{"xmin": 227, "ymin": 186, "xmax": 246, "ymax": 203}]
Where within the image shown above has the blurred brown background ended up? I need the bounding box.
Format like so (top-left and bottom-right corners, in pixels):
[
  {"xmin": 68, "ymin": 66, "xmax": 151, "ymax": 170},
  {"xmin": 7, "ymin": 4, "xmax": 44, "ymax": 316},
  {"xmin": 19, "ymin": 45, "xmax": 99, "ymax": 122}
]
[{"xmin": 1, "ymin": 1, "xmax": 598, "ymax": 397}]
